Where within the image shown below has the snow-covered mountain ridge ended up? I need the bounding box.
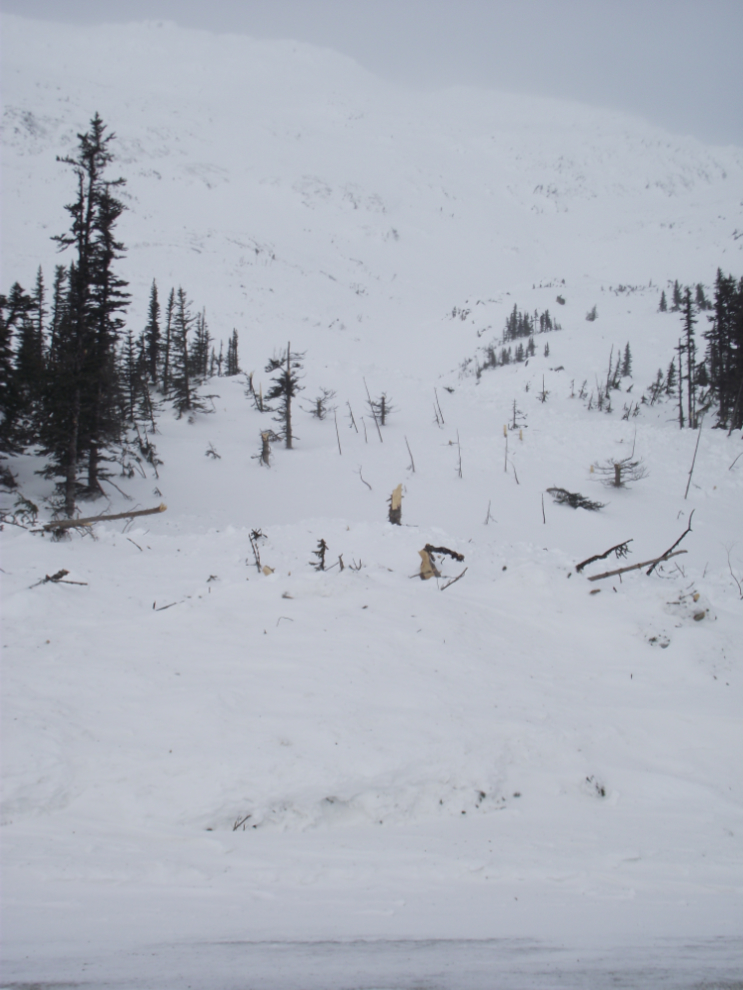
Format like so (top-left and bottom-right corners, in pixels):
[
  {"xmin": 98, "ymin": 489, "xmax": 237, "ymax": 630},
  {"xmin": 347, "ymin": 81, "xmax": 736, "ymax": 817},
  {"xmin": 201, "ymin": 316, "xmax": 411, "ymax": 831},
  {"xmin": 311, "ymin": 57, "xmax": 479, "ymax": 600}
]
[
  {"xmin": 1, "ymin": 14, "xmax": 742, "ymax": 987},
  {"xmin": 2, "ymin": 13, "xmax": 742, "ymax": 377}
]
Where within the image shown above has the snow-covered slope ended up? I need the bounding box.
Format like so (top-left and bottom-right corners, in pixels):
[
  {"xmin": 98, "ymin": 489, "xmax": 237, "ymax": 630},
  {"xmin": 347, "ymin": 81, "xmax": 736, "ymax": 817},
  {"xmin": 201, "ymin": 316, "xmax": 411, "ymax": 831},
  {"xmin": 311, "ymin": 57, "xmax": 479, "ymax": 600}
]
[{"xmin": 1, "ymin": 14, "xmax": 742, "ymax": 988}]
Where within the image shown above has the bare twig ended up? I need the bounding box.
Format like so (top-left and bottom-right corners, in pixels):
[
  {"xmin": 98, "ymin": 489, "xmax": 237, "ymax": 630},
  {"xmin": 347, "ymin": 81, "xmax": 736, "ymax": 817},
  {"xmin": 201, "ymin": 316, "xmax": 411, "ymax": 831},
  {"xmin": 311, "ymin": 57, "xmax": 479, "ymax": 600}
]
[
  {"xmin": 587, "ymin": 550, "xmax": 687, "ymax": 582},
  {"xmin": 334, "ymin": 409, "xmax": 342, "ymax": 456},
  {"xmin": 100, "ymin": 477, "xmax": 134, "ymax": 500},
  {"xmin": 541, "ymin": 493, "xmax": 546, "ymax": 525},
  {"xmin": 356, "ymin": 467, "xmax": 372, "ymax": 490},
  {"xmin": 684, "ymin": 416, "xmax": 704, "ymax": 499},
  {"xmin": 729, "ymin": 452, "xmax": 743, "ymax": 472},
  {"xmin": 440, "ymin": 567, "xmax": 468, "ymax": 590},
  {"xmin": 485, "ymin": 500, "xmax": 495, "ymax": 525},
  {"xmin": 127, "ymin": 537, "xmax": 143, "ymax": 552},
  {"xmin": 434, "ymin": 388, "xmax": 445, "ymax": 425},
  {"xmin": 363, "ymin": 378, "xmax": 383, "ymax": 442},
  {"xmin": 405, "ymin": 436, "xmax": 416, "ymax": 473},
  {"xmin": 726, "ymin": 546, "xmax": 743, "ymax": 599},
  {"xmin": 646, "ymin": 510, "xmax": 694, "ymax": 576}
]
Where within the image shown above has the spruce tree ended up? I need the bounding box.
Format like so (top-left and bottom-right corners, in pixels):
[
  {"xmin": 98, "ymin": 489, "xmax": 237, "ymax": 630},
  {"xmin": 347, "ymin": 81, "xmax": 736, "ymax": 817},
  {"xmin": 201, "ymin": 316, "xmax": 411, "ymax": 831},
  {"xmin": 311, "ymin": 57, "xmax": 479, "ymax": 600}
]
[
  {"xmin": 226, "ymin": 330, "xmax": 240, "ymax": 376},
  {"xmin": 169, "ymin": 288, "xmax": 203, "ymax": 418},
  {"xmin": 672, "ymin": 280, "xmax": 682, "ymax": 312},
  {"xmin": 659, "ymin": 290, "xmax": 668, "ymax": 312},
  {"xmin": 704, "ymin": 269, "xmax": 743, "ymax": 429},
  {"xmin": 190, "ymin": 308, "xmax": 211, "ymax": 383},
  {"xmin": 0, "ymin": 286, "xmax": 35, "ymax": 452},
  {"xmin": 265, "ymin": 343, "xmax": 304, "ymax": 448},
  {"xmin": 143, "ymin": 280, "xmax": 160, "ymax": 383},
  {"xmin": 44, "ymin": 114, "xmax": 129, "ymax": 512},
  {"xmin": 621, "ymin": 342, "xmax": 632, "ymax": 378}
]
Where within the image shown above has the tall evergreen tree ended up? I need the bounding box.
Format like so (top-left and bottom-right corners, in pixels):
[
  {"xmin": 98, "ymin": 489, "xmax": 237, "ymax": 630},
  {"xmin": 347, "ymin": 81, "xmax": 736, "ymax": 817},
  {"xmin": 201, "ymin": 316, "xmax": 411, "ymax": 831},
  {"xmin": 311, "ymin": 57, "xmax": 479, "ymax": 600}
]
[
  {"xmin": 704, "ymin": 269, "xmax": 743, "ymax": 429},
  {"xmin": 170, "ymin": 288, "xmax": 203, "ymax": 417},
  {"xmin": 143, "ymin": 279, "xmax": 161, "ymax": 383},
  {"xmin": 226, "ymin": 330, "xmax": 240, "ymax": 376},
  {"xmin": 621, "ymin": 342, "xmax": 632, "ymax": 378},
  {"xmin": 190, "ymin": 308, "xmax": 211, "ymax": 382},
  {"xmin": 44, "ymin": 114, "xmax": 129, "ymax": 513},
  {"xmin": 265, "ymin": 343, "xmax": 304, "ymax": 448},
  {"xmin": 0, "ymin": 284, "xmax": 35, "ymax": 452}
]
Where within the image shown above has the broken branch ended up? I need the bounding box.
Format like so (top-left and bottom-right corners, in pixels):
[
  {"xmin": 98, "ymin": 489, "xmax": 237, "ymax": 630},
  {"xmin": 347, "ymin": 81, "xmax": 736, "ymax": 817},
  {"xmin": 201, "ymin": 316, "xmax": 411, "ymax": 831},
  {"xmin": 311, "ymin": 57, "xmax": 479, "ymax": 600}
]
[
  {"xmin": 587, "ymin": 550, "xmax": 687, "ymax": 582},
  {"xmin": 576, "ymin": 539, "xmax": 633, "ymax": 573}
]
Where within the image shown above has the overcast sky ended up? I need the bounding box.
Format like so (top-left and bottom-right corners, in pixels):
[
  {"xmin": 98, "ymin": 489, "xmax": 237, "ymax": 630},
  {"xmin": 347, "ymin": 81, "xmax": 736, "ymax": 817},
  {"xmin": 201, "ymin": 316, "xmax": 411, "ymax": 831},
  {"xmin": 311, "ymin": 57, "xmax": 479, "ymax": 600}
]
[{"xmin": 2, "ymin": 0, "xmax": 741, "ymax": 146}]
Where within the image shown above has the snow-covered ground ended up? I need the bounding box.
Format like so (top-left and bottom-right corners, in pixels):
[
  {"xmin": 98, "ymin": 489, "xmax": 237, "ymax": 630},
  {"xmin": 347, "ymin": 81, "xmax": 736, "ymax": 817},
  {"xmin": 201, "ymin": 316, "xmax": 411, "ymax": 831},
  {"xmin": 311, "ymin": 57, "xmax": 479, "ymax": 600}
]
[{"xmin": 1, "ymin": 14, "xmax": 742, "ymax": 988}]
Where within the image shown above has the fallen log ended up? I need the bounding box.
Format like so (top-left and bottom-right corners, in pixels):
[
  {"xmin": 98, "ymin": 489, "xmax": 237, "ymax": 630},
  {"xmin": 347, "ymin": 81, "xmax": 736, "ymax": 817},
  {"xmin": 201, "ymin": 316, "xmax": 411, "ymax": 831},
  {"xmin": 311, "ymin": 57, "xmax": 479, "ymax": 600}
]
[
  {"xmin": 587, "ymin": 550, "xmax": 687, "ymax": 582},
  {"xmin": 43, "ymin": 503, "xmax": 167, "ymax": 531}
]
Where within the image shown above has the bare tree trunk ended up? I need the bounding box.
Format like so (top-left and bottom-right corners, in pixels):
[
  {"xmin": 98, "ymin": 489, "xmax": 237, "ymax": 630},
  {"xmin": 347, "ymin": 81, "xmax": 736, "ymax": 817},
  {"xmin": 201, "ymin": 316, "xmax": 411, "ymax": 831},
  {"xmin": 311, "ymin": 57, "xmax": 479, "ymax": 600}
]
[{"xmin": 64, "ymin": 387, "xmax": 81, "ymax": 517}]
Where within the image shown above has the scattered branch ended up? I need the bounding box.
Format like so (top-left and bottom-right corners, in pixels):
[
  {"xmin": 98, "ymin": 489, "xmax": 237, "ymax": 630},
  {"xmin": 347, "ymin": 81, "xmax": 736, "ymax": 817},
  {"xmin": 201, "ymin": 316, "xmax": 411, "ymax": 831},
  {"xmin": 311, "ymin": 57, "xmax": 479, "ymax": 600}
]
[
  {"xmin": 587, "ymin": 550, "xmax": 687, "ymax": 582},
  {"xmin": 29, "ymin": 569, "xmax": 88, "ymax": 589},
  {"xmin": 42, "ymin": 504, "xmax": 167, "ymax": 531},
  {"xmin": 646, "ymin": 510, "xmax": 694, "ymax": 576},
  {"xmin": 576, "ymin": 540, "xmax": 633, "ymax": 573},
  {"xmin": 356, "ymin": 467, "xmax": 372, "ymax": 491},
  {"xmin": 425, "ymin": 544, "xmax": 465, "ymax": 562},
  {"xmin": 405, "ymin": 436, "xmax": 416, "ymax": 473},
  {"xmin": 547, "ymin": 487, "xmax": 606, "ymax": 511},
  {"xmin": 440, "ymin": 567, "xmax": 468, "ymax": 591}
]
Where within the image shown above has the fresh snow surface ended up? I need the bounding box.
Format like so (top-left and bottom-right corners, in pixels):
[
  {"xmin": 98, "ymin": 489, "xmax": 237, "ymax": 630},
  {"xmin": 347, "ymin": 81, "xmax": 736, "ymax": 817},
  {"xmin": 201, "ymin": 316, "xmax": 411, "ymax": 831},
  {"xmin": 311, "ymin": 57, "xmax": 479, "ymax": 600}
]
[{"xmin": 1, "ymin": 14, "xmax": 742, "ymax": 989}]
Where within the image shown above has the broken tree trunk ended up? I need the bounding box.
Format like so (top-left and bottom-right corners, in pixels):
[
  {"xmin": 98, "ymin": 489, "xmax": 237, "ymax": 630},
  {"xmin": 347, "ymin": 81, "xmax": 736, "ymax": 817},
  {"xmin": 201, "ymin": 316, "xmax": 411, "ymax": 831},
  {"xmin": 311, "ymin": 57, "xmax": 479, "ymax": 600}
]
[
  {"xmin": 388, "ymin": 484, "xmax": 402, "ymax": 525},
  {"xmin": 43, "ymin": 503, "xmax": 167, "ymax": 531}
]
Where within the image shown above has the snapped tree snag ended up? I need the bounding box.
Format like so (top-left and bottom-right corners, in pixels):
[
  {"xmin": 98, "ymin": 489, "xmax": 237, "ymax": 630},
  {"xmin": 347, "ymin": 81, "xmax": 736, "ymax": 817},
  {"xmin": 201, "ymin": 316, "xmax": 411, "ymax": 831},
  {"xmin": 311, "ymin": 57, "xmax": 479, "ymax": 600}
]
[
  {"xmin": 388, "ymin": 484, "xmax": 403, "ymax": 525},
  {"xmin": 417, "ymin": 544, "xmax": 466, "ymax": 582}
]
